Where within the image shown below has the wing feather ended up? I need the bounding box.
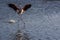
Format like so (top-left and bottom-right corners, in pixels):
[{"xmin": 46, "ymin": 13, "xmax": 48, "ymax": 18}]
[
  {"xmin": 22, "ymin": 4, "xmax": 31, "ymax": 11},
  {"xmin": 8, "ymin": 3, "xmax": 19, "ymax": 11}
]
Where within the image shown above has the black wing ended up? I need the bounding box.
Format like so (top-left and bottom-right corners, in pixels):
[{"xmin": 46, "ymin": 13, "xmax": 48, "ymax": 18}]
[
  {"xmin": 22, "ymin": 4, "xmax": 31, "ymax": 11},
  {"xmin": 8, "ymin": 3, "xmax": 31, "ymax": 15},
  {"xmin": 8, "ymin": 3, "xmax": 19, "ymax": 11}
]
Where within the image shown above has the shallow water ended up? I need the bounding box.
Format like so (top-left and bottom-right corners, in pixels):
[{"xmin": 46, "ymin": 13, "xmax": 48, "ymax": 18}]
[{"xmin": 0, "ymin": 0, "xmax": 60, "ymax": 40}]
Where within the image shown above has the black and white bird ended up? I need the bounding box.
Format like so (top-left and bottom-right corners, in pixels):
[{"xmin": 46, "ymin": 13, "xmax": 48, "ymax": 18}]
[{"xmin": 8, "ymin": 3, "xmax": 31, "ymax": 15}]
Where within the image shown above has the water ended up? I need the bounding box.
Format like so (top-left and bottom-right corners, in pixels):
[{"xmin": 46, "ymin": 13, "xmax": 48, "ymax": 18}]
[{"xmin": 0, "ymin": 0, "xmax": 60, "ymax": 40}]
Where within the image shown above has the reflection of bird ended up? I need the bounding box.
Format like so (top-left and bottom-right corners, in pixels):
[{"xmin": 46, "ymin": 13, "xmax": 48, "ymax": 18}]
[{"xmin": 8, "ymin": 3, "xmax": 31, "ymax": 15}]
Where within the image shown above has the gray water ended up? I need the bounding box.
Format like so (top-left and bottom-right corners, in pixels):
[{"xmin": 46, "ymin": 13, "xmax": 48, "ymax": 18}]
[{"xmin": 0, "ymin": 0, "xmax": 60, "ymax": 40}]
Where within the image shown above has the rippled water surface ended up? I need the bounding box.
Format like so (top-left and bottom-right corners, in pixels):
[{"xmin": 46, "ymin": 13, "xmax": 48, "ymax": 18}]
[{"xmin": 0, "ymin": 0, "xmax": 60, "ymax": 40}]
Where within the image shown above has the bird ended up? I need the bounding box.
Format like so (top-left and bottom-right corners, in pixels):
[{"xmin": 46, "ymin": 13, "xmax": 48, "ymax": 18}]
[{"xmin": 8, "ymin": 3, "xmax": 31, "ymax": 15}]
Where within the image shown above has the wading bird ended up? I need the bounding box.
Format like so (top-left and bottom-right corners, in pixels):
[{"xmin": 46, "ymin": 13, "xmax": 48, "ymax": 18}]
[{"xmin": 8, "ymin": 3, "xmax": 31, "ymax": 15}]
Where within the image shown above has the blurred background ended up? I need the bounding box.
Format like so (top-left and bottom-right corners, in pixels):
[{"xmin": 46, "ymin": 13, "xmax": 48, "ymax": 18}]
[{"xmin": 0, "ymin": 0, "xmax": 60, "ymax": 40}]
